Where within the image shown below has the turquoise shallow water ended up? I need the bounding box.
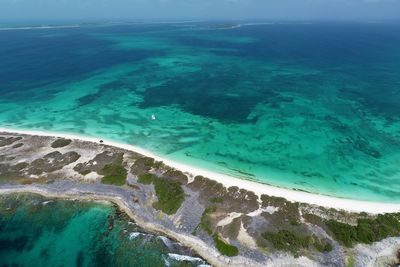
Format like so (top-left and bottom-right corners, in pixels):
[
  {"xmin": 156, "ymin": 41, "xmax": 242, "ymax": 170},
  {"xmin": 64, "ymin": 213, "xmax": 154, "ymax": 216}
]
[
  {"xmin": 0, "ymin": 193, "xmax": 208, "ymax": 267},
  {"xmin": 0, "ymin": 22, "xmax": 400, "ymax": 202}
]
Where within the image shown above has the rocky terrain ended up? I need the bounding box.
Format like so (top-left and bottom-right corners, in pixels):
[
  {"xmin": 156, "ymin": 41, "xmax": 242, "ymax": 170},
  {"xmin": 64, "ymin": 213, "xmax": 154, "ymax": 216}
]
[{"xmin": 1, "ymin": 132, "xmax": 400, "ymax": 267}]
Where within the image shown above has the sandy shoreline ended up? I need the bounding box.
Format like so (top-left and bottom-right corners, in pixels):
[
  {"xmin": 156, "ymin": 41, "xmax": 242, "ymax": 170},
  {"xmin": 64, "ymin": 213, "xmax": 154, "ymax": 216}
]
[{"xmin": 1, "ymin": 127, "xmax": 400, "ymax": 214}]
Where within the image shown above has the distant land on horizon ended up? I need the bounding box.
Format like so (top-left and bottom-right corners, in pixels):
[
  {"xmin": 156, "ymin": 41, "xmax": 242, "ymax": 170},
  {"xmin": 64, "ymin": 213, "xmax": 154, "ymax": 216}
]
[{"xmin": 1, "ymin": 9, "xmax": 400, "ymax": 267}]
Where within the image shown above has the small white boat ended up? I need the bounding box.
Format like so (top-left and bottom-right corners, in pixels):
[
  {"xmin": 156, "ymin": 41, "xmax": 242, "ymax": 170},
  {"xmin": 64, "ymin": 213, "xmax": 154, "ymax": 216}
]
[{"xmin": 151, "ymin": 114, "xmax": 156, "ymax": 120}]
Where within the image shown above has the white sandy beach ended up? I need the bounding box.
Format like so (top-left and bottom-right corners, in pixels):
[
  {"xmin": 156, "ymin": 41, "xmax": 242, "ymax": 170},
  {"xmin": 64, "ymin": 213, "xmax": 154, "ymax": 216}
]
[{"xmin": 1, "ymin": 127, "xmax": 400, "ymax": 214}]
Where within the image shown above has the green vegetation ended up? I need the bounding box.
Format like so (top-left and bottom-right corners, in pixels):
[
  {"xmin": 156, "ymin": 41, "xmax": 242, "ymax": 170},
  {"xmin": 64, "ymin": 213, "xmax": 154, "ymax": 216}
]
[
  {"xmin": 130, "ymin": 157, "xmax": 156, "ymax": 175},
  {"xmin": 306, "ymin": 213, "xmax": 400, "ymax": 248},
  {"xmin": 303, "ymin": 213, "xmax": 324, "ymax": 226},
  {"xmin": 152, "ymin": 161, "xmax": 163, "ymax": 169},
  {"xmin": 325, "ymin": 220, "xmax": 357, "ymax": 247},
  {"xmin": 262, "ymin": 230, "xmax": 312, "ymax": 254},
  {"xmin": 143, "ymin": 157, "xmax": 155, "ymax": 167},
  {"xmin": 209, "ymin": 196, "xmax": 224, "ymax": 203},
  {"xmin": 290, "ymin": 219, "xmax": 301, "ymax": 226},
  {"xmin": 326, "ymin": 213, "xmax": 400, "ymax": 247},
  {"xmin": 346, "ymin": 256, "xmax": 356, "ymax": 267},
  {"xmin": 261, "ymin": 194, "xmax": 301, "ymax": 227},
  {"xmin": 190, "ymin": 176, "xmax": 228, "ymax": 197},
  {"xmin": 314, "ymin": 238, "xmax": 333, "ymax": 253},
  {"xmin": 213, "ymin": 234, "xmax": 239, "ymax": 257},
  {"xmin": 137, "ymin": 173, "xmax": 185, "ymax": 215},
  {"xmin": 193, "ymin": 206, "xmax": 217, "ymax": 235},
  {"xmin": 101, "ymin": 163, "xmax": 128, "ymax": 186},
  {"xmin": 137, "ymin": 173, "xmax": 156, "ymax": 184},
  {"xmin": 192, "ymin": 202, "xmax": 241, "ymax": 254},
  {"xmin": 152, "ymin": 178, "xmax": 185, "ymax": 215},
  {"xmin": 163, "ymin": 169, "xmax": 188, "ymax": 183},
  {"xmin": 100, "ymin": 154, "xmax": 127, "ymax": 186},
  {"xmin": 261, "ymin": 195, "xmax": 287, "ymax": 207},
  {"xmin": 51, "ymin": 138, "xmax": 72, "ymax": 148}
]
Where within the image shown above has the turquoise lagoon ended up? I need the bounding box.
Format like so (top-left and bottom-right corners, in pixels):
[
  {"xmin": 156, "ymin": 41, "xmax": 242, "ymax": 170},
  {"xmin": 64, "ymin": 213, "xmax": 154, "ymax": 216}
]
[
  {"xmin": 0, "ymin": 22, "xmax": 400, "ymax": 202},
  {"xmin": 0, "ymin": 193, "xmax": 208, "ymax": 267}
]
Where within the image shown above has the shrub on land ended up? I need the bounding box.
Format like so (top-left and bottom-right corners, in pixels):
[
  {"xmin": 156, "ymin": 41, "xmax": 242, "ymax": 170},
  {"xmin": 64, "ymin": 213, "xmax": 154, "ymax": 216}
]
[
  {"xmin": 101, "ymin": 163, "xmax": 128, "ymax": 186},
  {"xmin": 137, "ymin": 173, "xmax": 185, "ymax": 215},
  {"xmin": 51, "ymin": 139, "xmax": 72, "ymax": 148},
  {"xmin": 213, "ymin": 234, "xmax": 239, "ymax": 257},
  {"xmin": 326, "ymin": 213, "xmax": 400, "ymax": 247},
  {"xmin": 137, "ymin": 173, "xmax": 156, "ymax": 184},
  {"xmin": 262, "ymin": 230, "xmax": 312, "ymax": 254},
  {"xmin": 152, "ymin": 178, "xmax": 185, "ymax": 215}
]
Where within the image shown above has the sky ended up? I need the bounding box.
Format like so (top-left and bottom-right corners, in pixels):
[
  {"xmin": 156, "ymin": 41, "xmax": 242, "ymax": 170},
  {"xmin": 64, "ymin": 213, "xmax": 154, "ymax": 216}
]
[{"xmin": 0, "ymin": 0, "xmax": 400, "ymax": 21}]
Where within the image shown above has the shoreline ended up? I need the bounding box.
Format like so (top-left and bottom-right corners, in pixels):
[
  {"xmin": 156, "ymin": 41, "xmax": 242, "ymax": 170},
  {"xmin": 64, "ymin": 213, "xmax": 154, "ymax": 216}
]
[
  {"xmin": 0, "ymin": 185, "xmax": 260, "ymax": 267},
  {"xmin": 1, "ymin": 127, "xmax": 400, "ymax": 214}
]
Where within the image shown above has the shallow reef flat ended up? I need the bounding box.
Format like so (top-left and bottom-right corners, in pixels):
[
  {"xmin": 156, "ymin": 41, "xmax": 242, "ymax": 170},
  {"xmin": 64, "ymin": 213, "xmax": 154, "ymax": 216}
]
[
  {"xmin": 0, "ymin": 193, "xmax": 209, "ymax": 267},
  {"xmin": 1, "ymin": 131, "xmax": 400, "ymax": 267},
  {"xmin": 0, "ymin": 23, "xmax": 400, "ymax": 202}
]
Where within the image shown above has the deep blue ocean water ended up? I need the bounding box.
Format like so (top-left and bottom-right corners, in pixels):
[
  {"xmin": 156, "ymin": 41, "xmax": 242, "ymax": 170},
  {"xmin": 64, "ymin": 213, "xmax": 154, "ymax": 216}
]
[{"xmin": 0, "ymin": 21, "xmax": 400, "ymax": 202}]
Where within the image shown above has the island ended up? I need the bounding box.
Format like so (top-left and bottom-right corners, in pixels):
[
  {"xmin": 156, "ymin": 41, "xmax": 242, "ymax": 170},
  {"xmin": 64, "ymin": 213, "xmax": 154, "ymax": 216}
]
[{"xmin": 1, "ymin": 130, "xmax": 400, "ymax": 267}]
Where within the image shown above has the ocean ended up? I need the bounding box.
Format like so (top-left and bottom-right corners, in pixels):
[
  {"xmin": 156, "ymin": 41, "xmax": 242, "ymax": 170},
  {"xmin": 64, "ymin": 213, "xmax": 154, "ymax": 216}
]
[
  {"xmin": 0, "ymin": 21, "xmax": 400, "ymax": 202},
  {"xmin": 0, "ymin": 193, "xmax": 208, "ymax": 267}
]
